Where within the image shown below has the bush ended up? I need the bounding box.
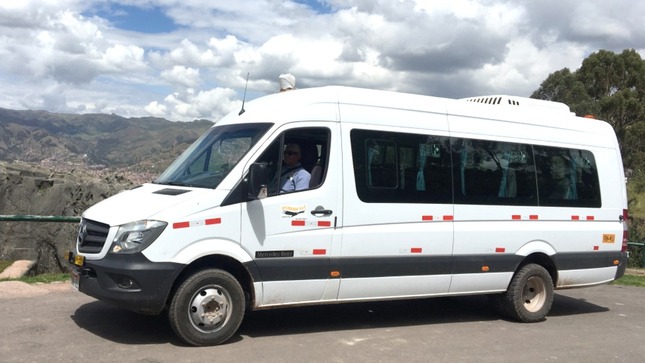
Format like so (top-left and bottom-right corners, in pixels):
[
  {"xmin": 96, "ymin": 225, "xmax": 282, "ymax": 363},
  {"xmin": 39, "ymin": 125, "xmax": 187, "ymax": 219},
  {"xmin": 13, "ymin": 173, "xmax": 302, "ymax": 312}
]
[{"xmin": 628, "ymin": 243, "xmax": 645, "ymax": 268}]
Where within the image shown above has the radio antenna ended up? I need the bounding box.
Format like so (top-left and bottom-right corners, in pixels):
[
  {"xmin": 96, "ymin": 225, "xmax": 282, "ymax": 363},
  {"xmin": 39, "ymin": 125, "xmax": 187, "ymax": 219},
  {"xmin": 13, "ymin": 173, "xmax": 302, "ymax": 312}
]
[{"xmin": 239, "ymin": 72, "xmax": 249, "ymax": 116}]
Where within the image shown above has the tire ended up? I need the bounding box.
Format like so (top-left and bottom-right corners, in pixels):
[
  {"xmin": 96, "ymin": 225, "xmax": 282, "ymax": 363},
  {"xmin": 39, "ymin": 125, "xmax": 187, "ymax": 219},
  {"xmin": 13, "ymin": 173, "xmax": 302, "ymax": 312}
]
[
  {"xmin": 168, "ymin": 269, "xmax": 245, "ymax": 346},
  {"xmin": 500, "ymin": 263, "xmax": 554, "ymax": 323}
]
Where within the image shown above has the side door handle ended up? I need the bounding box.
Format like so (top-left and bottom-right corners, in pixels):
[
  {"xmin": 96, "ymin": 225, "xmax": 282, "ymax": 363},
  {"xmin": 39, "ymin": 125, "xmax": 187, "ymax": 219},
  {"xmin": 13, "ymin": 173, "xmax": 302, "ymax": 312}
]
[{"xmin": 311, "ymin": 206, "xmax": 333, "ymax": 216}]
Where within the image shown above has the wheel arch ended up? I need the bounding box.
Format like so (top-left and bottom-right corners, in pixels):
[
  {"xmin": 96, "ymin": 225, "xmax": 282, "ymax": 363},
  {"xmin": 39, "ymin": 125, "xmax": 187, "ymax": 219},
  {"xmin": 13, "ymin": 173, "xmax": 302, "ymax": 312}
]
[
  {"xmin": 168, "ymin": 254, "xmax": 257, "ymax": 310},
  {"xmin": 514, "ymin": 240, "xmax": 558, "ymax": 286},
  {"xmin": 515, "ymin": 253, "xmax": 558, "ymax": 288}
]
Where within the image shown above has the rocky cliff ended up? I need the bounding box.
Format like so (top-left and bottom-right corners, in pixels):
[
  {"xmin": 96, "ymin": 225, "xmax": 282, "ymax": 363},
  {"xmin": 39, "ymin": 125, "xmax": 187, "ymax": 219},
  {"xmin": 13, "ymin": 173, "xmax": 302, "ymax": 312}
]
[
  {"xmin": 0, "ymin": 108, "xmax": 213, "ymax": 274},
  {"xmin": 0, "ymin": 161, "xmax": 134, "ymax": 273}
]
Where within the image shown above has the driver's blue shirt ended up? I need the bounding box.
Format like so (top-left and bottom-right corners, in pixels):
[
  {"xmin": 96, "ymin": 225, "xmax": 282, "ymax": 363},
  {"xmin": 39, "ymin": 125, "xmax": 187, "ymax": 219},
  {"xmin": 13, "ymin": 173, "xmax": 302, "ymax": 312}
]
[{"xmin": 280, "ymin": 164, "xmax": 311, "ymax": 193}]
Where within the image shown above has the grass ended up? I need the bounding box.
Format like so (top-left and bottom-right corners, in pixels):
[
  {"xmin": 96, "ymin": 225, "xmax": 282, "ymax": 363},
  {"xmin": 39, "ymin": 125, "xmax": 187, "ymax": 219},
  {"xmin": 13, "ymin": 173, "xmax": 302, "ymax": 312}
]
[
  {"xmin": 612, "ymin": 271, "xmax": 645, "ymax": 287},
  {"xmin": 0, "ymin": 259, "xmax": 70, "ymax": 284},
  {"xmin": 0, "ymin": 260, "xmax": 12, "ymax": 273},
  {"xmin": 15, "ymin": 273, "xmax": 70, "ymax": 284}
]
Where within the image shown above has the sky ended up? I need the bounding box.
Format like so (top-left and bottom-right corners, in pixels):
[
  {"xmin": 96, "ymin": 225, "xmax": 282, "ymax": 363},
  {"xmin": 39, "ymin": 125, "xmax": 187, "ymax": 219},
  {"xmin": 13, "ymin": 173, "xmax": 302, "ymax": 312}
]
[{"xmin": 0, "ymin": 0, "xmax": 643, "ymax": 122}]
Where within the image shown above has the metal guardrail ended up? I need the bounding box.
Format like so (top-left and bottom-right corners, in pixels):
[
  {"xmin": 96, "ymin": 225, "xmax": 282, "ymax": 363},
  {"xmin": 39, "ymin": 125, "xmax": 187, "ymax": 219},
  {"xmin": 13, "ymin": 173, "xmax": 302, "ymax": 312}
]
[{"xmin": 0, "ymin": 215, "xmax": 80, "ymax": 223}]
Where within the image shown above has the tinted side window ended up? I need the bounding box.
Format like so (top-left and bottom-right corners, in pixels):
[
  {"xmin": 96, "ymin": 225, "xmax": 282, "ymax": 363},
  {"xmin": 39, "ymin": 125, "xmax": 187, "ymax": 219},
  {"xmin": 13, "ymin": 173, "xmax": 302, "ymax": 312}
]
[
  {"xmin": 351, "ymin": 129, "xmax": 452, "ymax": 203},
  {"xmin": 452, "ymin": 138, "xmax": 537, "ymax": 206},
  {"xmin": 350, "ymin": 129, "xmax": 601, "ymax": 208},
  {"xmin": 534, "ymin": 146, "xmax": 601, "ymax": 207}
]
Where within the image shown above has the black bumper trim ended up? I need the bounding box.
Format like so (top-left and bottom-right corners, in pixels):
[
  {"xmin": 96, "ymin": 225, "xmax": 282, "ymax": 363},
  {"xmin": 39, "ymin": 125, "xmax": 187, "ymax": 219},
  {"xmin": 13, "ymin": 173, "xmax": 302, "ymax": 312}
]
[
  {"xmin": 245, "ymin": 252, "xmax": 625, "ymax": 282},
  {"xmin": 72, "ymin": 253, "xmax": 184, "ymax": 315},
  {"xmin": 614, "ymin": 251, "xmax": 628, "ymax": 280}
]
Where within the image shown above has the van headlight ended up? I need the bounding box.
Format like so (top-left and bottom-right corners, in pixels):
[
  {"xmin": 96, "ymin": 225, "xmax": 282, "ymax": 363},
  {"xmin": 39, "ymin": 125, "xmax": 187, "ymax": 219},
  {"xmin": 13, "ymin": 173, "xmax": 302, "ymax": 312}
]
[{"xmin": 110, "ymin": 220, "xmax": 167, "ymax": 254}]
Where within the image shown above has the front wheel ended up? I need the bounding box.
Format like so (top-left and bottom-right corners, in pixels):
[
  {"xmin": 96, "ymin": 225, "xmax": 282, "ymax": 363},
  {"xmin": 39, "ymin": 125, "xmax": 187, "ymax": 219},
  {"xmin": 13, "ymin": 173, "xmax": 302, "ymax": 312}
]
[
  {"xmin": 499, "ymin": 263, "xmax": 554, "ymax": 323},
  {"xmin": 168, "ymin": 269, "xmax": 245, "ymax": 346}
]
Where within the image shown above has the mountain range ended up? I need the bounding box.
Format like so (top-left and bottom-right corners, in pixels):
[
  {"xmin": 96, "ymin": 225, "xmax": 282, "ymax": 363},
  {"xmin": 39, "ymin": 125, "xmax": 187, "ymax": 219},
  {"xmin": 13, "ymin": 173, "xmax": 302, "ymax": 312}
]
[
  {"xmin": 0, "ymin": 108, "xmax": 213, "ymax": 273},
  {"xmin": 0, "ymin": 107, "xmax": 213, "ymax": 179}
]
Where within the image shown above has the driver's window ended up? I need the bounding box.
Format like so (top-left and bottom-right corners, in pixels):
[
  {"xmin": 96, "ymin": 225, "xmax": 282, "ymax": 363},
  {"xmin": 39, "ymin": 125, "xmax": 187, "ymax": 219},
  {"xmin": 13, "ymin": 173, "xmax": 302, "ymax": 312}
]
[{"xmin": 256, "ymin": 127, "xmax": 330, "ymax": 197}]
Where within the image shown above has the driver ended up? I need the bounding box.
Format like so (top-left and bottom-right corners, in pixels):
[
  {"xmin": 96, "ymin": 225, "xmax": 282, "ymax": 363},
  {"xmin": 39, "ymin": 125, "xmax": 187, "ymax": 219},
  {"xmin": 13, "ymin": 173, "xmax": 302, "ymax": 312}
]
[{"xmin": 279, "ymin": 143, "xmax": 310, "ymax": 193}]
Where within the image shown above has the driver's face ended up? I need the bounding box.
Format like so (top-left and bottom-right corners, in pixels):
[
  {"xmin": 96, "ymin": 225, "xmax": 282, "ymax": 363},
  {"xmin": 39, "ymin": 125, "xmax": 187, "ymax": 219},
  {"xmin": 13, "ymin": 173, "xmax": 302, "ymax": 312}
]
[{"xmin": 283, "ymin": 145, "xmax": 301, "ymax": 166}]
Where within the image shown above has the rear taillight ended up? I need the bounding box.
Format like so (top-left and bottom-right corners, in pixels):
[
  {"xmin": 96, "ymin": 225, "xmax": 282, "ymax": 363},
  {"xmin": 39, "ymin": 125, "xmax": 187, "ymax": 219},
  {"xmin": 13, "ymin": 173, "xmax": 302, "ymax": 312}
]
[{"xmin": 622, "ymin": 209, "xmax": 629, "ymax": 252}]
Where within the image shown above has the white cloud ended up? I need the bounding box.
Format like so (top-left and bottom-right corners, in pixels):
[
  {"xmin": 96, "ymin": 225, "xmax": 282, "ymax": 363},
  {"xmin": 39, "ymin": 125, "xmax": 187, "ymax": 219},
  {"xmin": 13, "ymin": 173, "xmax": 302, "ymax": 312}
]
[
  {"xmin": 144, "ymin": 100, "xmax": 167, "ymax": 117},
  {"xmin": 161, "ymin": 65, "xmax": 200, "ymax": 88},
  {"xmin": 0, "ymin": 0, "xmax": 644, "ymax": 121},
  {"xmin": 19, "ymin": 84, "xmax": 70, "ymax": 112},
  {"xmin": 102, "ymin": 44, "xmax": 146, "ymax": 71},
  {"xmin": 158, "ymin": 87, "xmax": 241, "ymax": 121},
  {"xmin": 569, "ymin": 3, "xmax": 631, "ymax": 40}
]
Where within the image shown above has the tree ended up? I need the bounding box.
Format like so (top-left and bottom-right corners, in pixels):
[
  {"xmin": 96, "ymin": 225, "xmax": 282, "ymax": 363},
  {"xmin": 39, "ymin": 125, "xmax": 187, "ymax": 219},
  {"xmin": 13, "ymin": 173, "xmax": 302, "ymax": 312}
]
[
  {"xmin": 531, "ymin": 49, "xmax": 645, "ymax": 174},
  {"xmin": 530, "ymin": 68, "xmax": 596, "ymax": 116}
]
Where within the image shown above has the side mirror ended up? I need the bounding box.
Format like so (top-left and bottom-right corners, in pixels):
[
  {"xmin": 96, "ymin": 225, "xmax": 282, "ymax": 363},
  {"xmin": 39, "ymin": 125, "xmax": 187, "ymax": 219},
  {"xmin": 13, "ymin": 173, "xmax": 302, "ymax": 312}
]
[{"xmin": 248, "ymin": 162, "xmax": 269, "ymax": 200}]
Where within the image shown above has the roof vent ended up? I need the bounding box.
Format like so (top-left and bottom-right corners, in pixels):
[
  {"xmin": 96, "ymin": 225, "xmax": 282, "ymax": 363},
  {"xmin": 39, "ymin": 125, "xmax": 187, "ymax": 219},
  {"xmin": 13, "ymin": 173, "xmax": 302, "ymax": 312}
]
[{"xmin": 462, "ymin": 95, "xmax": 571, "ymax": 113}]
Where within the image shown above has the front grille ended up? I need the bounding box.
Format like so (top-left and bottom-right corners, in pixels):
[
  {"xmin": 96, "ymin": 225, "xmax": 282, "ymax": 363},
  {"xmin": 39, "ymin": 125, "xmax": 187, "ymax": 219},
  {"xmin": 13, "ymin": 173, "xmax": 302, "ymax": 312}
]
[{"xmin": 77, "ymin": 218, "xmax": 110, "ymax": 254}]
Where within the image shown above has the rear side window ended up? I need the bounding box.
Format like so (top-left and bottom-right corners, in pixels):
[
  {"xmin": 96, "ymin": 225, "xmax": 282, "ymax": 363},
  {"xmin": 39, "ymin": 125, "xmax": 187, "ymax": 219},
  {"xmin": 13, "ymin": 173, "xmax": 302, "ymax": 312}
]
[
  {"xmin": 452, "ymin": 139, "xmax": 537, "ymax": 206},
  {"xmin": 534, "ymin": 146, "xmax": 601, "ymax": 207}
]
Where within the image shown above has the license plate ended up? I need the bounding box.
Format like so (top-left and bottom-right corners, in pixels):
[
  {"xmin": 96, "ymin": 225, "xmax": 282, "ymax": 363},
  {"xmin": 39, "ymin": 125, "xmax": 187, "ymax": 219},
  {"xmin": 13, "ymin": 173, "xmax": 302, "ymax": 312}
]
[{"xmin": 71, "ymin": 269, "xmax": 80, "ymax": 291}]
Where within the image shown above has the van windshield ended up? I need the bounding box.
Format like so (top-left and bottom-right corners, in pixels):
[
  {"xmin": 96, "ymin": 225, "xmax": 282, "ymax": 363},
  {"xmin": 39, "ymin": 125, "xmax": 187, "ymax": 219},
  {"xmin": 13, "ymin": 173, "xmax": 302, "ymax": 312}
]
[{"xmin": 154, "ymin": 123, "xmax": 273, "ymax": 189}]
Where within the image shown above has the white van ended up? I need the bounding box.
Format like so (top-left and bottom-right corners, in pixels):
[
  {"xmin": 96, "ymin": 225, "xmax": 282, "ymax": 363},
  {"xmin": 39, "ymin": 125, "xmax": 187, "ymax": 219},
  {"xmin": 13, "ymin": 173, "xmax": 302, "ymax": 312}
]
[{"xmin": 67, "ymin": 86, "xmax": 628, "ymax": 346}]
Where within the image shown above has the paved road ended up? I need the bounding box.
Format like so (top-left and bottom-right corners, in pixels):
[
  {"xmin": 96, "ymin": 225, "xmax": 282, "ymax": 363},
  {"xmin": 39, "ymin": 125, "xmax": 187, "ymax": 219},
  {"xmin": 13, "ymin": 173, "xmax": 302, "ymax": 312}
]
[{"xmin": 1, "ymin": 281, "xmax": 644, "ymax": 362}]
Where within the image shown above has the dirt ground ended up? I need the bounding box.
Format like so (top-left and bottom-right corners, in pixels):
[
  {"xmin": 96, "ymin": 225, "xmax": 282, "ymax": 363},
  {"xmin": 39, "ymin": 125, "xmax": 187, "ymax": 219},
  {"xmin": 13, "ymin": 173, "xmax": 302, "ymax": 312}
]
[{"xmin": 626, "ymin": 268, "xmax": 645, "ymax": 276}]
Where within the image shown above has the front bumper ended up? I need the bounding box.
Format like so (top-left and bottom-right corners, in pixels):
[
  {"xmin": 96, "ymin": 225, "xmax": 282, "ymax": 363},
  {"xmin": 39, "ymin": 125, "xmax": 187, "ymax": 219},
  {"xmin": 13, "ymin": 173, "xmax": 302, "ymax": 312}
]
[{"xmin": 67, "ymin": 251, "xmax": 184, "ymax": 315}]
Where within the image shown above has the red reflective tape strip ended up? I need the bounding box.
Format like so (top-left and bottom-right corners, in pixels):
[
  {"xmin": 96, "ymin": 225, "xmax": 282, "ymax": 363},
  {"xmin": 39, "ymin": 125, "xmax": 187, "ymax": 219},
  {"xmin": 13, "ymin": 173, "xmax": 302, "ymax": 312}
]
[
  {"xmin": 512, "ymin": 215, "xmax": 521, "ymax": 220},
  {"xmin": 443, "ymin": 215, "xmax": 454, "ymax": 221},
  {"xmin": 572, "ymin": 215, "xmax": 595, "ymax": 221},
  {"xmin": 411, "ymin": 247, "xmax": 422, "ymax": 253},
  {"xmin": 593, "ymin": 246, "xmax": 599, "ymax": 251},
  {"xmin": 313, "ymin": 249, "xmax": 327, "ymax": 255},
  {"xmin": 205, "ymin": 218, "xmax": 221, "ymax": 225},
  {"xmin": 318, "ymin": 221, "xmax": 332, "ymax": 227},
  {"xmin": 529, "ymin": 215, "xmax": 539, "ymax": 220},
  {"xmin": 422, "ymin": 215, "xmax": 434, "ymax": 221},
  {"xmin": 173, "ymin": 221, "xmax": 190, "ymax": 229},
  {"xmin": 291, "ymin": 220, "xmax": 306, "ymax": 226},
  {"xmin": 495, "ymin": 247, "xmax": 505, "ymax": 253}
]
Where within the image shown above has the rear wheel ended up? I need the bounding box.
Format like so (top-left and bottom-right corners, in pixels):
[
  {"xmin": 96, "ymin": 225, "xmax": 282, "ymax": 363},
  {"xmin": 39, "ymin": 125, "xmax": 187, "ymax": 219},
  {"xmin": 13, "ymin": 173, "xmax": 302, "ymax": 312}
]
[
  {"xmin": 168, "ymin": 269, "xmax": 245, "ymax": 346},
  {"xmin": 500, "ymin": 263, "xmax": 554, "ymax": 322}
]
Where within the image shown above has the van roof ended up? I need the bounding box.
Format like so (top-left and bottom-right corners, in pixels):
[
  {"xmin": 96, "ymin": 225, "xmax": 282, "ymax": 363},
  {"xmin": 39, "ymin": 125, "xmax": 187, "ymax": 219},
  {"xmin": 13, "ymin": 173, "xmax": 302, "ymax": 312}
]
[{"xmin": 219, "ymin": 86, "xmax": 611, "ymax": 140}]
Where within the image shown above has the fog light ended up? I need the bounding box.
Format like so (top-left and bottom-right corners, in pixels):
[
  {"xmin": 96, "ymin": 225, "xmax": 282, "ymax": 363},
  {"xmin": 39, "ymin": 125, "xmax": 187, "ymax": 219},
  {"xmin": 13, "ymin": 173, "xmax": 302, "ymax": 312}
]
[{"xmin": 117, "ymin": 277, "xmax": 134, "ymax": 289}]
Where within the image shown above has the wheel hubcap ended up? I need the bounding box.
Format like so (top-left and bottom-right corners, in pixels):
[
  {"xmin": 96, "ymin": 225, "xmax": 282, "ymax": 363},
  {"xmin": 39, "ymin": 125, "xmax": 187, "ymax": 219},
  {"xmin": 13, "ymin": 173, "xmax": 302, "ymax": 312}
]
[
  {"xmin": 189, "ymin": 286, "xmax": 231, "ymax": 332},
  {"xmin": 522, "ymin": 276, "xmax": 546, "ymax": 313}
]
